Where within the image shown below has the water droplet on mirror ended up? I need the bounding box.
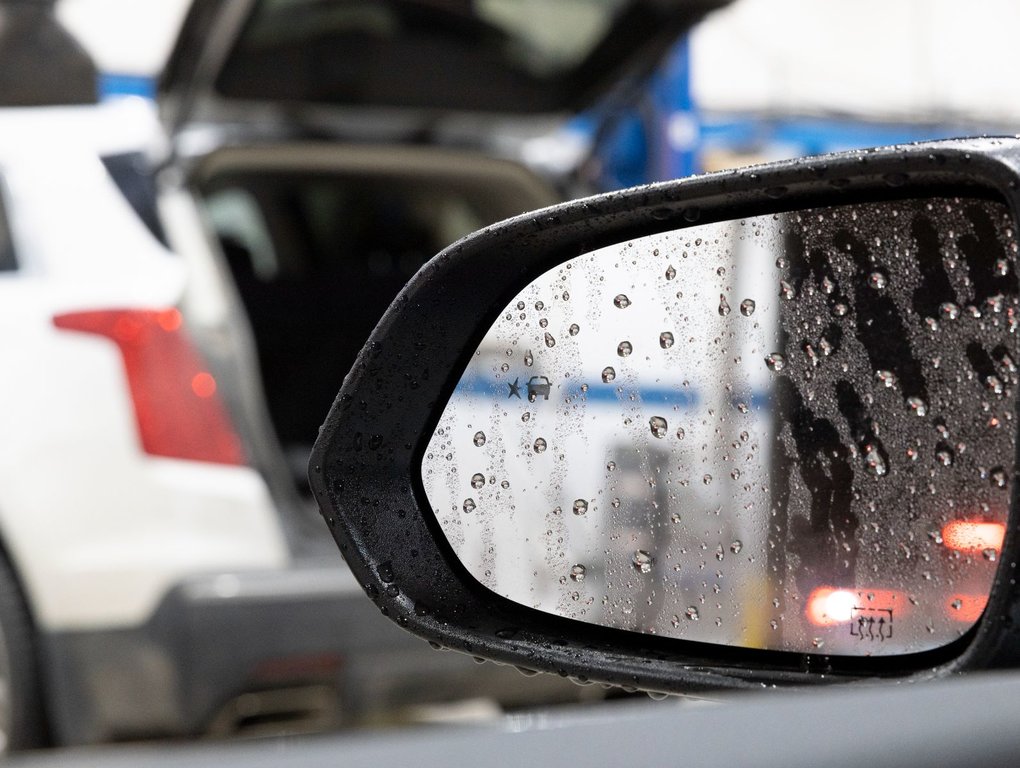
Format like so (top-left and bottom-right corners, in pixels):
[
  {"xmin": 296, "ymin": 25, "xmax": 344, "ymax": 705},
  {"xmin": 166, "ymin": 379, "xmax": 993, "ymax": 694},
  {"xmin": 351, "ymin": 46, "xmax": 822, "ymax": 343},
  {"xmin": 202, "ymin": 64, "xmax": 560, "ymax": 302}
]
[
  {"xmin": 573, "ymin": 499, "xmax": 589, "ymax": 516},
  {"xmin": 996, "ymin": 258, "xmax": 1010, "ymax": 276},
  {"xmin": 875, "ymin": 370, "xmax": 897, "ymax": 389},
  {"xmin": 535, "ymin": 301, "xmax": 544, "ymax": 311},
  {"xmin": 812, "ymin": 638, "xmax": 824, "ymax": 650},
  {"xmin": 950, "ymin": 598, "xmax": 962, "ymax": 611},
  {"xmin": 718, "ymin": 294, "xmax": 731, "ymax": 316},
  {"xmin": 500, "ymin": 480, "xmax": 510, "ymax": 489},
  {"xmin": 473, "ymin": 431, "xmax": 486, "ymax": 447},
  {"xmin": 833, "ymin": 303, "xmax": 849, "ymax": 317},
  {"xmin": 570, "ymin": 564, "xmax": 586, "ymax": 582},
  {"xmin": 632, "ymin": 550, "xmax": 654, "ymax": 574},
  {"xmin": 611, "ymin": 497, "xmax": 621, "ymax": 509},
  {"xmin": 676, "ymin": 426, "xmax": 686, "ymax": 440},
  {"xmin": 671, "ymin": 512, "xmax": 681, "ymax": 524},
  {"xmin": 521, "ymin": 412, "xmax": 531, "ymax": 423},
  {"xmin": 939, "ymin": 302, "xmax": 960, "ymax": 320},
  {"xmin": 702, "ymin": 474, "xmax": 713, "ymax": 485},
  {"xmin": 516, "ymin": 301, "xmax": 525, "ymax": 310},
  {"xmin": 533, "ymin": 438, "xmax": 547, "ymax": 453},
  {"xmin": 990, "ymin": 466, "xmax": 1008, "ymax": 488},
  {"xmin": 730, "ymin": 469, "xmax": 741, "ymax": 480},
  {"xmin": 869, "ymin": 271, "xmax": 888, "ymax": 289},
  {"xmin": 906, "ymin": 397, "xmax": 928, "ymax": 416},
  {"xmin": 730, "ymin": 540, "xmax": 743, "ymax": 554},
  {"xmin": 617, "ymin": 341, "xmax": 633, "ymax": 357},
  {"xmin": 665, "ymin": 265, "xmax": 676, "ymax": 281},
  {"xmin": 986, "ymin": 375, "xmax": 1005, "ymax": 395},
  {"xmin": 983, "ymin": 547, "xmax": 998, "ymax": 562},
  {"xmin": 544, "ymin": 332, "xmax": 556, "ymax": 348},
  {"xmin": 740, "ymin": 299, "xmax": 756, "ymax": 316},
  {"xmin": 470, "ymin": 473, "xmax": 485, "ymax": 489},
  {"xmin": 463, "ymin": 498, "xmax": 476, "ymax": 513},
  {"xmin": 685, "ymin": 606, "xmax": 700, "ymax": 621},
  {"xmin": 779, "ymin": 280, "xmax": 796, "ymax": 300},
  {"xmin": 500, "ymin": 362, "xmax": 510, "ymax": 373},
  {"xmin": 568, "ymin": 323, "xmax": 580, "ymax": 336},
  {"xmin": 614, "ymin": 294, "xmax": 631, "ymax": 309},
  {"xmin": 659, "ymin": 331, "xmax": 675, "ymax": 349},
  {"xmin": 935, "ymin": 446, "xmax": 955, "ymax": 467},
  {"xmin": 863, "ymin": 444, "xmax": 888, "ymax": 476},
  {"xmin": 764, "ymin": 353, "xmax": 786, "ymax": 372},
  {"xmin": 539, "ymin": 318, "xmax": 548, "ymax": 328},
  {"xmin": 602, "ymin": 366, "xmax": 616, "ymax": 383},
  {"xmin": 649, "ymin": 416, "xmax": 668, "ymax": 438}
]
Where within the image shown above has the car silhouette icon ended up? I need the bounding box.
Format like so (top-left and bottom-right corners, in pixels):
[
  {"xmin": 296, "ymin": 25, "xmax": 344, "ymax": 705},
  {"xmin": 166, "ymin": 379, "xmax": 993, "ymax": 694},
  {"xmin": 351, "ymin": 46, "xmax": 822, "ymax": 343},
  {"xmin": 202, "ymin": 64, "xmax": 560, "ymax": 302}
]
[{"xmin": 527, "ymin": 376, "xmax": 552, "ymax": 400}]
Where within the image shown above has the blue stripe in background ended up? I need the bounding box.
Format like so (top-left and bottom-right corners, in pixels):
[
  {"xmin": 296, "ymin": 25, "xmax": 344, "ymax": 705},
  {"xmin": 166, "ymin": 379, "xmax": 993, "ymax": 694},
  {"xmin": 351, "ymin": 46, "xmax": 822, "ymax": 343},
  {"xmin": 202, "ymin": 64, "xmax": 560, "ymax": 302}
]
[{"xmin": 452, "ymin": 374, "xmax": 773, "ymax": 411}]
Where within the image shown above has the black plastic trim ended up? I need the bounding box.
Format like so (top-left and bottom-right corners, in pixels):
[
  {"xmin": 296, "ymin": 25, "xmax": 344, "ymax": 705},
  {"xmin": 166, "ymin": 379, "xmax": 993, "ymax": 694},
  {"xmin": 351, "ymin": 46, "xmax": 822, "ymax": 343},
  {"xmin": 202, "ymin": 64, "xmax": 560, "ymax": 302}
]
[{"xmin": 310, "ymin": 138, "xmax": 1020, "ymax": 693}]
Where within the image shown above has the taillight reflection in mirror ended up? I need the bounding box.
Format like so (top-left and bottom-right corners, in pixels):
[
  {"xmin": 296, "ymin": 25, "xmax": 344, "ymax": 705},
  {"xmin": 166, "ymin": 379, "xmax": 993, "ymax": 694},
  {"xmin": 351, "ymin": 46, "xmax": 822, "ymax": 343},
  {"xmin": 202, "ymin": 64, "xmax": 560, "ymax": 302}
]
[{"xmin": 421, "ymin": 196, "xmax": 1017, "ymax": 656}]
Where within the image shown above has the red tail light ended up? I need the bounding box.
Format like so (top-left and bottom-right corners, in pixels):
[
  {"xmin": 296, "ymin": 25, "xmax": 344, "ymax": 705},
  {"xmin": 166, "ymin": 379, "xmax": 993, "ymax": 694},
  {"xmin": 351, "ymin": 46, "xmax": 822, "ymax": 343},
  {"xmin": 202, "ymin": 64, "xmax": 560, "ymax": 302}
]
[{"xmin": 54, "ymin": 308, "xmax": 245, "ymax": 465}]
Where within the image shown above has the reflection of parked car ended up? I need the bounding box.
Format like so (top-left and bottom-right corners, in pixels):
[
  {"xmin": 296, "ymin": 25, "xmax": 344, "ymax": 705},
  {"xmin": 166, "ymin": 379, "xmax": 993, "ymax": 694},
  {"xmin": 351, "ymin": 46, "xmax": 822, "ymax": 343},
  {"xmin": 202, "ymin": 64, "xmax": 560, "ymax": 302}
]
[{"xmin": 0, "ymin": 0, "xmax": 727, "ymax": 755}]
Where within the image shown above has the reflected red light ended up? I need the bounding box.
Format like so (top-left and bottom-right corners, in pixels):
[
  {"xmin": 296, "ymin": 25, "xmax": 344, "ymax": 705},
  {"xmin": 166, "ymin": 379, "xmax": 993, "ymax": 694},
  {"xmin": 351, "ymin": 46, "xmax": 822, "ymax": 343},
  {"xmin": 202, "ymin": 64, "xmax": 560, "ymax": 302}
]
[
  {"xmin": 942, "ymin": 521, "xmax": 1005, "ymax": 554},
  {"xmin": 806, "ymin": 587, "xmax": 904, "ymax": 627},
  {"xmin": 947, "ymin": 594, "xmax": 988, "ymax": 623},
  {"xmin": 807, "ymin": 588, "xmax": 857, "ymax": 626}
]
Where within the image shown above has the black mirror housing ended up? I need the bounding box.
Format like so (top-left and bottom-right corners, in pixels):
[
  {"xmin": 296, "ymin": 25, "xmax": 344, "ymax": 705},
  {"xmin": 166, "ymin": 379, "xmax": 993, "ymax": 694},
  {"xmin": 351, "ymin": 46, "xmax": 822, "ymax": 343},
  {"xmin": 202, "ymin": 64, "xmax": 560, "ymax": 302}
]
[{"xmin": 310, "ymin": 138, "xmax": 1020, "ymax": 693}]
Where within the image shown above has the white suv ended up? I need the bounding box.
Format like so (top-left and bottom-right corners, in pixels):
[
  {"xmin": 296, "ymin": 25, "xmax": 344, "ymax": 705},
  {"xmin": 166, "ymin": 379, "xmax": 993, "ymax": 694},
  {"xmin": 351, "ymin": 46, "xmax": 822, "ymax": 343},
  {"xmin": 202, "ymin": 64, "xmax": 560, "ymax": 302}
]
[{"xmin": 0, "ymin": 0, "xmax": 724, "ymax": 751}]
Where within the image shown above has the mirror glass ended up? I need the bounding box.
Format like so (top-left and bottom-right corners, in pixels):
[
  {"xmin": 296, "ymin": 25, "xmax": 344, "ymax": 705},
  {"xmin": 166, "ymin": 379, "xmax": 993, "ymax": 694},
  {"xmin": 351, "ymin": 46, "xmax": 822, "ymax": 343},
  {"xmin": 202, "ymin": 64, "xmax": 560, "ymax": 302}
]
[{"xmin": 422, "ymin": 196, "xmax": 1018, "ymax": 656}]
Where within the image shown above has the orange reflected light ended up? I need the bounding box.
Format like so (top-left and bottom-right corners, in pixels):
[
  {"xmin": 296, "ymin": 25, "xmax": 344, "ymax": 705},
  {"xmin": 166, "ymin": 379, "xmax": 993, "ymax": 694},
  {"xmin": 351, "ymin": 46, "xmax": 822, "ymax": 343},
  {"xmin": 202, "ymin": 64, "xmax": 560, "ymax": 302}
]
[
  {"xmin": 806, "ymin": 587, "xmax": 905, "ymax": 627},
  {"xmin": 947, "ymin": 594, "xmax": 989, "ymax": 623},
  {"xmin": 942, "ymin": 521, "xmax": 1005, "ymax": 554}
]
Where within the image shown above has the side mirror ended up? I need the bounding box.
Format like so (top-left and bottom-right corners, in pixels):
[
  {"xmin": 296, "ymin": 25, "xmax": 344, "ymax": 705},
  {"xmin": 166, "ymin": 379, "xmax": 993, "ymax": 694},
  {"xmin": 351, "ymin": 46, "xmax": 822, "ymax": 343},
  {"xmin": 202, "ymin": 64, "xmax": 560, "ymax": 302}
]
[{"xmin": 310, "ymin": 138, "xmax": 1020, "ymax": 693}]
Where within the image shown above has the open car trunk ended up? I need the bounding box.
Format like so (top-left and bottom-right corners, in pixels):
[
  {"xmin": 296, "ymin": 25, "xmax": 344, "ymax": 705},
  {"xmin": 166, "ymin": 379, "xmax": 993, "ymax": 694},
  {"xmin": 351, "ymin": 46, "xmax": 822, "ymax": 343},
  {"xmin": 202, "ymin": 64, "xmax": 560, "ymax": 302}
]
[{"xmin": 192, "ymin": 144, "xmax": 560, "ymax": 499}]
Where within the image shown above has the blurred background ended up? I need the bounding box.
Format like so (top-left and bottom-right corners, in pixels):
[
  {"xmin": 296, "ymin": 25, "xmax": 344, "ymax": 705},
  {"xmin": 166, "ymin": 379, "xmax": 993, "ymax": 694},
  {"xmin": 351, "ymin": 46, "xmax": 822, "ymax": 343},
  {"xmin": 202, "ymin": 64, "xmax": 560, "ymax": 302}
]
[
  {"xmin": 60, "ymin": 0, "xmax": 1020, "ymax": 181},
  {"xmin": 0, "ymin": 0, "xmax": 1018, "ymax": 759}
]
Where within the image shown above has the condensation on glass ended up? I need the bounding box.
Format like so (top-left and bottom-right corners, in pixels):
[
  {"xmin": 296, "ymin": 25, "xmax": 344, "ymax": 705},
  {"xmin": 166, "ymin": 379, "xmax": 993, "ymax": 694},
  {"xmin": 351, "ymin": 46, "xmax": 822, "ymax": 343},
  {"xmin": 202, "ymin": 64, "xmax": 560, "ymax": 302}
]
[{"xmin": 422, "ymin": 197, "xmax": 1018, "ymax": 657}]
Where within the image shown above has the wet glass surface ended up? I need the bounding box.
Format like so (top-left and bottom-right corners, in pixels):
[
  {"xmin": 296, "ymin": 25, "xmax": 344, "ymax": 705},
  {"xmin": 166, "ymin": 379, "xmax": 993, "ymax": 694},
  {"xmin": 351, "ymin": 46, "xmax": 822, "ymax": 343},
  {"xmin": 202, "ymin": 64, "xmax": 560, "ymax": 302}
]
[{"xmin": 423, "ymin": 197, "xmax": 1018, "ymax": 656}]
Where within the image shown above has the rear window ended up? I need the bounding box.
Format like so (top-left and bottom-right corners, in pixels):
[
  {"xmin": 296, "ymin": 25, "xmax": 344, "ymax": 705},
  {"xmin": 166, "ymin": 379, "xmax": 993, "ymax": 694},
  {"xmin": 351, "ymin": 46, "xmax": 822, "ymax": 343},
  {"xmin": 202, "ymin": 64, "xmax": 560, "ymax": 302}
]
[{"xmin": 101, "ymin": 153, "xmax": 167, "ymax": 247}]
